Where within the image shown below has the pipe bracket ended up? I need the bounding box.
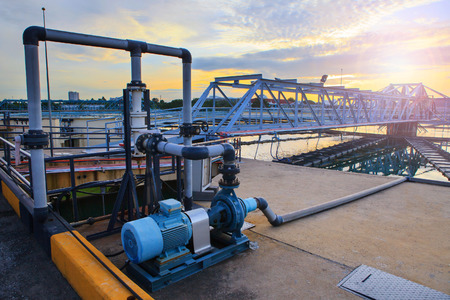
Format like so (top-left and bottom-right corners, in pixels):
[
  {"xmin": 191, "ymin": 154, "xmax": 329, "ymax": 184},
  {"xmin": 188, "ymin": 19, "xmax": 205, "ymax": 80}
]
[{"xmin": 22, "ymin": 130, "xmax": 49, "ymax": 149}]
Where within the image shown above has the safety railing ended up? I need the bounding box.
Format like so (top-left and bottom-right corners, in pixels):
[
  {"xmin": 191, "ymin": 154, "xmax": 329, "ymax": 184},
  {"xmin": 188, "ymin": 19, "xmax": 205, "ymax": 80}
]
[{"xmin": 0, "ymin": 136, "xmax": 32, "ymax": 194}]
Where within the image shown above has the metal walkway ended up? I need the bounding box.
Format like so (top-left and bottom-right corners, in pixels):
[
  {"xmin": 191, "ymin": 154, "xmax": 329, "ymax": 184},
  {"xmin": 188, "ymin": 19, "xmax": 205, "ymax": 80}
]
[
  {"xmin": 276, "ymin": 137, "xmax": 387, "ymax": 167},
  {"xmin": 405, "ymin": 137, "xmax": 450, "ymax": 180},
  {"xmin": 190, "ymin": 75, "xmax": 442, "ymax": 137}
]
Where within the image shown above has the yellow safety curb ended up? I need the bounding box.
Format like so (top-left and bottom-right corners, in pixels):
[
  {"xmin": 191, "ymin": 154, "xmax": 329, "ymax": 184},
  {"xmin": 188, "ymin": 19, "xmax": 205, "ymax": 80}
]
[
  {"xmin": 2, "ymin": 181, "xmax": 20, "ymax": 217},
  {"xmin": 51, "ymin": 231, "xmax": 153, "ymax": 300}
]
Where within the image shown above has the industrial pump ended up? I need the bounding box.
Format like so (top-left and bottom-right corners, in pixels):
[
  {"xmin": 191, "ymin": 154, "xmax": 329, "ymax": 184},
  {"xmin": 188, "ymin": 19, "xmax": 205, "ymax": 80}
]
[
  {"xmin": 121, "ymin": 189, "xmax": 261, "ymax": 291},
  {"xmin": 120, "ymin": 133, "xmax": 280, "ymax": 291}
]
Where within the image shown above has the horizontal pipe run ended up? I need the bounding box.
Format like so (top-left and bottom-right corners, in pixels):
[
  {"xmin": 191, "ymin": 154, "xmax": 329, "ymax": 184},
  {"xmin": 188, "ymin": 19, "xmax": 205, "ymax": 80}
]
[
  {"xmin": 23, "ymin": 26, "xmax": 191, "ymax": 62},
  {"xmin": 256, "ymin": 177, "xmax": 407, "ymax": 226},
  {"xmin": 44, "ymin": 150, "xmax": 126, "ymax": 162},
  {"xmin": 281, "ymin": 177, "xmax": 407, "ymax": 224},
  {"xmin": 156, "ymin": 141, "xmax": 231, "ymax": 160},
  {"xmin": 406, "ymin": 177, "xmax": 450, "ymax": 187},
  {"xmin": 45, "ymin": 29, "xmax": 128, "ymax": 49}
]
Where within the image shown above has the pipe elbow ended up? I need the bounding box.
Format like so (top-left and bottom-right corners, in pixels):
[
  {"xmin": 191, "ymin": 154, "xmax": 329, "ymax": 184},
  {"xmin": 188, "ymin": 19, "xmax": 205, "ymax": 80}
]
[
  {"xmin": 180, "ymin": 48, "xmax": 192, "ymax": 63},
  {"xmin": 23, "ymin": 26, "xmax": 46, "ymax": 45},
  {"xmin": 255, "ymin": 197, "xmax": 268, "ymax": 210},
  {"xmin": 221, "ymin": 143, "xmax": 235, "ymax": 163},
  {"xmin": 270, "ymin": 215, "xmax": 283, "ymax": 226},
  {"xmin": 255, "ymin": 197, "xmax": 284, "ymax": 226}
]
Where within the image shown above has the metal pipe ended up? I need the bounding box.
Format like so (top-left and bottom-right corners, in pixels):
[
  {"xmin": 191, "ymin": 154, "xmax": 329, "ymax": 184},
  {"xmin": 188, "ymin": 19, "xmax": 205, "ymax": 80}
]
[
  {"xmin": 131, "ymin": 55, "xmax": 141, "ymax": 82},
  {"xmin": 44, "ymin": 28, "xmax": 129, "ymax": 49},
  {"xmin": 257, "ymin": 177, "xmax": 407, "ymax": 226},
  {"xmin": 156, "ymin": 141, "xmax": 231, "ymax": 160},
  {"xmin": 24, "ymin": 26, "xmax": 191, "ymax": 62},
  {"xmin": 130, "ymin": 54, "xmax": 146, "ymax": 148},
  {"xmin": 153, "ymin": 138, "xmax": 236, "ymax": 211},
  {"xmin": 182, "ymin": 62, "xmax": 193, "ymax": 209},
  {"xmin": 24, "ymin": 44, "xmax": 48, "ymax": 222},
  {"xmin": 22, "ymin": 25, "xmax": 193, "ymax": 218}
]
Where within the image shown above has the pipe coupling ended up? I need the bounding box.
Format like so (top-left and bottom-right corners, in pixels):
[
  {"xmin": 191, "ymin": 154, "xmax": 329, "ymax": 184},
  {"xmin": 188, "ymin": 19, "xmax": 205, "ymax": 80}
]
[
  {"xmin": 135, "ymin": 133, "xmax": 166, "ymax": 154},
  {"xmin": 22, "ymin": 130, "xmax": 49, "ymax": 149},
  {"xmin": 218, "ymin": 163, "xmax": 240, "ymax": 188}
]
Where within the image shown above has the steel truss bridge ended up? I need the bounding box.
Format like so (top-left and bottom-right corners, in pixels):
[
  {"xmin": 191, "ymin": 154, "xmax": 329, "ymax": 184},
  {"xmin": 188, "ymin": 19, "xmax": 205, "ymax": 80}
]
[{"xmin": 187, "ymin": 75, "xmax": 447, "ymax": 137}]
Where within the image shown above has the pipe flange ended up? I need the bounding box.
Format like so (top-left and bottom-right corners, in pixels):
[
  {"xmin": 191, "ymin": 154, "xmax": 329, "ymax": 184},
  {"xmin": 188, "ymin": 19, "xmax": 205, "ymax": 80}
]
[
  {"xmin": 22, "ymin": 130, "xmax": 49, "ymax": 149},
  {"xmin": 127, "ymin": 81, "xmax": 147, "ymax": 90},
  {"xmin": 135, "ymin": 133, "xmax": 151, "ymax": 153},
  {"xmin": 218, "ymin": 177, "xmax": 240, "ymax": 188},
  {"xmin": 218, "ymin": 163, "xmax": 240, "ymax": 188},
  {"xmin": 146, "ymin": 134, "xmax": 167, "ymax": 155}
]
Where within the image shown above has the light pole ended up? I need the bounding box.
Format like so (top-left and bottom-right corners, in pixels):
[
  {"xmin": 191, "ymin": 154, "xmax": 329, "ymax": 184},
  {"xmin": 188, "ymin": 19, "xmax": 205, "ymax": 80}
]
[{"xmin": 42, "ymin": 7, "xmax": 54, "ymax": 156}]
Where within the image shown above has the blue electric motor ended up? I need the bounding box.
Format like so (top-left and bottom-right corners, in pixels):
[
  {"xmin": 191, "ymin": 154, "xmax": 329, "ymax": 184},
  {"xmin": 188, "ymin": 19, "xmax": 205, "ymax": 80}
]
[
  {"xmin": 122, "ymin": 196, "xmax": 259, "ymax": 264},
  {"xmin": 121, "ymin": 199, "xmax": 192, "ymax": 263}
]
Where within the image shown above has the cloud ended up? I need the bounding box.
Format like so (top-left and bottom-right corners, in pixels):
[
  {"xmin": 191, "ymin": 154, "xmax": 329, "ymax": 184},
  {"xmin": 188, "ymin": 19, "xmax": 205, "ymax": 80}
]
[{"xmin": 0, "ymin": 0, "xmax": 449, "ymax": 100}]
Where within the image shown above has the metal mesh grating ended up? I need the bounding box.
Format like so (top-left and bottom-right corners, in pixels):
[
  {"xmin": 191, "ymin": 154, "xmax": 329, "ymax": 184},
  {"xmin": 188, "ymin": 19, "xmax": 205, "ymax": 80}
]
[{"xmin": 338, "ymin": 265, "xmax": 449, "ymax": 300}]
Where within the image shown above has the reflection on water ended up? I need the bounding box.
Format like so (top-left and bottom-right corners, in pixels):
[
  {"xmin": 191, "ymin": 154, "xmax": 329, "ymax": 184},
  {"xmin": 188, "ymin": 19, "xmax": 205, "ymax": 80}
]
[
  {"xmin": 240, "ymin": 128, "xmax": 449, "ymax": 182},
  {"xmin": 241, "ymin": 133, "xmax": 357, "ymax": 161},
  {"xmin": 318, "ymin": 139, "xmax": 426, "ymax": 177}
]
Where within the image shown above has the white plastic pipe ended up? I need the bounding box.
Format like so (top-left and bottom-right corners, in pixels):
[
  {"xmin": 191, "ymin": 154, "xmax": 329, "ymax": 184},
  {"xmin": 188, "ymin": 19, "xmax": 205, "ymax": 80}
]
[
  {"xmin": 281, "ymin": 177, "xmax": 407, "ymax": 223},
  {"xmin": 24, "ymin": 44, "xmax": 48, "ymax": 221}
]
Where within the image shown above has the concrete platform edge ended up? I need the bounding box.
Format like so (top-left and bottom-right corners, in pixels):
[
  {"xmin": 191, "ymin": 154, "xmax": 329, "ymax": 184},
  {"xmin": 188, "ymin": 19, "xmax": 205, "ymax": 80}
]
[{"xmin": 0, "ymin": 169, "xmax": 153, "ymax": 300}]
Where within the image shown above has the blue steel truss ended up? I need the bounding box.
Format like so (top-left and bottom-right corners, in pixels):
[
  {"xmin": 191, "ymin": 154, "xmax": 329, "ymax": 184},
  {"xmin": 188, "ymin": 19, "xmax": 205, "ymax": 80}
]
[{"xmin": 192, "ymin": 75, "xmax": 443, "ymax": 136}]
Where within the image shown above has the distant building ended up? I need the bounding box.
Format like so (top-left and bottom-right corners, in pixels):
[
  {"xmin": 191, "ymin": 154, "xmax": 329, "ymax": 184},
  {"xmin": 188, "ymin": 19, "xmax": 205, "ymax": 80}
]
[{"xmin": 68, "ymin": 91, "xmax": 80, "ymax": 101}]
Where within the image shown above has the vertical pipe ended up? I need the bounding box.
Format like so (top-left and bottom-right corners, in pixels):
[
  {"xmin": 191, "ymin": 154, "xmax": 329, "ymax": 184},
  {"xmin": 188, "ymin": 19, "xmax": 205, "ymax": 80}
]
[
  {"xmin": 176, "ymin": 156, "xmax": 182, "ymax": 203},
  {"xmin": 182, "ymin": 62, "xmax": 193, "ymax": 210},
  {"xmin": 131, "ymin": 56, "xmax": 141, "ymax": 82},
  {"xmin": 130, "ymin": 55, "xmax": 145, "ymax": 147},
  {"xmin": 294, "ymin": 88, "xmax": 299, "ymax": 126},
  {"xmin": 123, "ymin": 90, "xmax": 133, "ymax": 173},
  {"xmin": 259, "ymin": 86, "xmax": 263, "ymax": 128},
  {"xmin": 69, "ymin": 158, "xmax": 79, "ymax": 221},
  {"xmin": 24, "ymin": 44, "xmax": 48, "ymax": 222},
  {"xmin": 144, "ymin": 151, "xmax": 153, "ymax": 213},
  {"xmin": 153, "ymin": 154, "xmax": 162, "ymax": 202},
  {"xmin": 212, "ymin": 85, "xmax": 216, "ymax": 128}
]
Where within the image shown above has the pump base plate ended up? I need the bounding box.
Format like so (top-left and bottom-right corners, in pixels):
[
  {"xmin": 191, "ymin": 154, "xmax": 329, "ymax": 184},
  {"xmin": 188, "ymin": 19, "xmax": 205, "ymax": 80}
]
[{"xmin": 127, "ymin": 233, "xmax": 250, "ymax": 292}]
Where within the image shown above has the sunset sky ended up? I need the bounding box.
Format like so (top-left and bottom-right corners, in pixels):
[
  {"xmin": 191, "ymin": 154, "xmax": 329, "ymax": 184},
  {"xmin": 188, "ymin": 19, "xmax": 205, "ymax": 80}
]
[{"xmin": 0, "ymin": 0, "xmax": 449, "ymax": 101}]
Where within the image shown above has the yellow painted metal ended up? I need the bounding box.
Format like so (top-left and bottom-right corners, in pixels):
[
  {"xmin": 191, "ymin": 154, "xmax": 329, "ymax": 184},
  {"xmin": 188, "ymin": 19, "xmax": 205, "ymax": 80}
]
[
  {"xmin": 51, "ymin": 231, "xmax": 153, "ymax": 300},
  {"xmin": 2, "ymin": 182, "xmax": 20, "ymax": 216}
]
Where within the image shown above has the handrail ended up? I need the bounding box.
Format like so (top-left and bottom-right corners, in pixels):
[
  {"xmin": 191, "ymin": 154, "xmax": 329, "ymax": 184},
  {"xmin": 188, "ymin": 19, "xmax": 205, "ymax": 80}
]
[
  {"xmin": 0, "ymin": 157, "xmax": 31, "ymax": 187},
  {"xmin": 0, "ymin": 136, "xmax": 31, "ymax": 158}
]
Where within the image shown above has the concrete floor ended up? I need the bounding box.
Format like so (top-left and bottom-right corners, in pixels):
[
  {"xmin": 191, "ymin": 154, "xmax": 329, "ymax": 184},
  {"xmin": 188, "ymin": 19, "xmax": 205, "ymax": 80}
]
[
  {"xmin": 81, "ymin": 159, "xmax": 449, "ymax": 299},
  {"xmin": 219, "ymin": 159, "xmax": 450, "ymax": 294},
  {"xmin": 2, "ymin": 158, "xmax": 449, "ymax": 299},
  {"xmin": 0, "ymin": 194, "xmax": 79, "ymax": 299}
]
